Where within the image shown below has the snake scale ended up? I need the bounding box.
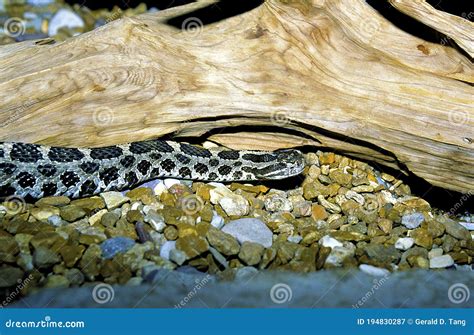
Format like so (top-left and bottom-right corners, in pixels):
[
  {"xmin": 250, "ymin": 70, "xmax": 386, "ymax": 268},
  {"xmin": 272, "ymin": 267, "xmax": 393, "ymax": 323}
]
[{"xmin": 0, "ymin": 140, "xmax": 305, "ymax": 200}]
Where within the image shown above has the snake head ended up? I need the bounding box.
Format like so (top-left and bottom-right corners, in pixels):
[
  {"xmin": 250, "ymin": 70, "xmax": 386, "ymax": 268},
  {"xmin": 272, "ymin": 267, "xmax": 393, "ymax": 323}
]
[{"xmin": 253, "ymin": 149, "xmax": 306, "ymax": 180}]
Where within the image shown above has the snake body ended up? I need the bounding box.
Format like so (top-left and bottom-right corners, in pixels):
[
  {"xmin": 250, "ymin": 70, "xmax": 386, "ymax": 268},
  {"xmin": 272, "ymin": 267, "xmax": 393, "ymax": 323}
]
[{"xmin": 0, "ymin": 140, "xmax": 305, "ymax": 200}]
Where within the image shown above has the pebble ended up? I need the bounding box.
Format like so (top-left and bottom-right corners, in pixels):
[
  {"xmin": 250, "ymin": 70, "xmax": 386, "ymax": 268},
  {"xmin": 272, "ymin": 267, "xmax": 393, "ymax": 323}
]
[
  {"xmin": 175, "ymin": 235, "xmax": 209, "ymax": 259},
  {"xmin": 401, "ymin": 212, "xmax": 424, "ymax": 229},
  {"xmin": 33, "ymin": 246, "xmax": 61, "ymax": 269},
  {"xmin": 153, "ymin": 181, "xmax": 167, "ymax": 197},
  {"xmin": 206, "ymin": 228, "xmax": 240, "ymax": 256},
  {"xmin": 88, "ymin": 209, "xmax": 108, "ymax": 226},
  {"xmin": 210, "ymin": 186, "xmax": 249, "ymax": 217},
  {"xmin": 144, "ymin": 209, "xmax": 166, "ymax": 232},
  {"xmin": 100, "ymin": 192, "xmax": 130, "ymax": 210},
  {"xmin": 317, "ymin": 195, "xmax": 341, "ymax": 214},
  {"xmin": 209, "ymin": 247, "xmax": 229, "ymax": 269},
  {"xmin": 438, "ymin": 217, "xmax": 471, "ymax": 240},
  {"xmin": 395, "ymin": 237, "xmax": 414, "ymax": 250},
  {"xmin": 264, "ymin": 191, "xmax": 293, "ymax": 212},
  {"xmin": 221, "ymin": 218, "xmax": 273, "ymax": 248},
  {"xmin": 159, "ymin": 241, "xmax": 176, "ymax": 260},
  {"xmin": 359, "ymin": 264, "xmax": 391, "ymax": 277},
  {"xmin": 45, "ymin": 275, "xmax": 69, "ymax": 288},
  {"xmin": 234, "ymin": 266, "xmax": 259, "ymax": 281},
  {"xmin": 429, "ymin": 255, "xmax": 454, "ymax": 269},
  {"xmin": 169, "ymin": 249, "xmax": 187, "ymax": 266},
  {"xmin": 458, "ymin": 221, "xmax": 474, "ymax": 231},
  {"xmin": 0, "ymin": 266, "xmax": 24, "ymax": 288},
  {"xmin": 210, "ymin": 211, "xmax": 225, "ymax": 229},
  {"xmin": 428, "ymin": 248, "xmax": 443, "ymax": 259},
  {"xmin": 287, "ymin": 235, "xmax": 303, "ymax": 244},
  {"xmin": 325, "ymin": 244, "xmax": 355, "ymax": 267},
  {"xmin": 320, "ymin": 235, "xmax": 343, "ymax": 249},
  {"xmin": 35, "ymin": 196, "xmax": 70, "ymax": 207},
  {"xmin": 238, "ymin": 242, "xmax": 264, "ymax": 266},
  {"xmin": 345, "ymin": 190, "xmax": 365, "ymax": 205},
  {"xmin": 60, "ymin": 205, "xmax": 87, "ymax": 222},
  {"xmin": 100, "ymin": 237, "xmax": 136, "ymax": 259},
  {"xmin": 31, "ymin": 206, "xmax": 60, "ymax": 221},
  {"xmin": 49, "ymin": 8, "xmax": 84, "ymax": 36}
]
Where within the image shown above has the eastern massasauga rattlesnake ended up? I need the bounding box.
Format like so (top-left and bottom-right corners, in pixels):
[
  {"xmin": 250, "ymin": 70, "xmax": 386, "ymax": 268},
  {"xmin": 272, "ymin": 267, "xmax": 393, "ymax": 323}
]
[{"xmin": 0, "ymin": 140, "xmax": 305, "ymax": 200}]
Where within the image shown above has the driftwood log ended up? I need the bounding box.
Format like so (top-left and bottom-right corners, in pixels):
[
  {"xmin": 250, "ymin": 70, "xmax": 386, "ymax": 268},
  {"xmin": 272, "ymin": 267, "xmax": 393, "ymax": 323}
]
[{"xmin": 0, "ymin": 0, "xmax": 472, "ymax": 192}]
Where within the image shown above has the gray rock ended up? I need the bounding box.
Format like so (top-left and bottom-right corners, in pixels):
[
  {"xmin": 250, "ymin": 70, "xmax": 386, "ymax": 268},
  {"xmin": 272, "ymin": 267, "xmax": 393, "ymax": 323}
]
[
  {"xmin": 365, "ymin": 244, "xmax": 401, "ymax": 264},
  {"xmin": 100, "ymin": 237, "xmax": 136, "ymax": 259},
  {"xmin": 325, "ymin": 243, "xmax": 355, "ymax": 267},
  {"xmin": 169, "ymin": 249, "xmax": 187, "ymax": 266},
  {"xmin": 234, "ymin": 266, "xmax": 259, "ymax": 281},
  {"xmin": 222, "ymin": 218, "xmax": 273, "ymax": 248},
  {"xmin": 401, "ymin": 213, "xmax": 424, "ymax": 229},
  {"xmin": 159, "ymin": 241, "xmax": 176, "ymax": 260},
  {"xmin": 238, "ymin": 242, "xmax": 264, "ymax": 266},
  {"xmin": 0, "ymin": 266, "xmax": 24, "ymax": 288},
  {"xmin": 33, "ymin": 247, "xmax": 61, "ymax": 269},
  {"xmin": 64, "ymin": 269, "xmax": 85, "ymax": 286},
  {"xmin": 48, "ymin": 8, "xmax": 84, "ymax": 36},
  {"xmin": 209, "ymin": 247, "xmax": 229, "ymax": 269},
  {"xmin": 429, "ymin": 255, "xmax": 454, "ymax": 269},
  {"xmin": 438, "ymin": 217, "xmax": 471, "ymax": 240}
]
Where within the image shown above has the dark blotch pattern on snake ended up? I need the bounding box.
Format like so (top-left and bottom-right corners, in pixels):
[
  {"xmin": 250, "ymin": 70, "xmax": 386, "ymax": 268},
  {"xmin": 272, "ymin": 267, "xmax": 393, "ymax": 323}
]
[{"xmin": 0, "ymin": 139, "xmax": 305, "ymax": 200}]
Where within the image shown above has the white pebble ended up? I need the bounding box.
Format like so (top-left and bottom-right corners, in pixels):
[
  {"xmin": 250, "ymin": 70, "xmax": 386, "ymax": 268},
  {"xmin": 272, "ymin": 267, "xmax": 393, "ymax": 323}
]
[
  {"xmin": 49, "ymin": 9, "xmax": 84, "ymax": 36},
  {"xmin": 428, "ymin": 248, "xmax": 443, "ymax": 259},
  {"xmin": 401, "ymin": 212, "xmax": 424, "ymax": 229},
  {"xmin": 320, "ymin": 235, "xmax": 343, "ymax": 249},
  {"xmin": 164, "ymin": 179, "xmax": 181, "ymax": 189},
  {"xmin": 153, "ymin": 181, "xmax": 167, "ymax": 197},
  {"xmin": 429, "ymin": 255, "xmax": 454, "ymax": 269},
  {"xmin": 145, "ymin": 209, "xmax": 166, "ymax": 232},
  {"xmin": 210, "ymin": 211, "xmax": 225, "ymax": 229},
  {"xmin": 159, "ymin": 241, "xmax": 176, "ymax": 260},
  {"xmin": 287, "ymin": 235, "xmax": 302, "ymax": 244},
  {"xmin": 395, "ymin": 237, "xmax": 414, "ymax": 250},
  {"xmin": 100, "ymin": 191, "xmax": 129, "ymax": 210},
  {"xmin": 458, "ymin": 221, "xmax": 474, "ymax": 231},
  {"xmin": 359, "ymin": 264, "xmax": 390, "ymax": 277}
]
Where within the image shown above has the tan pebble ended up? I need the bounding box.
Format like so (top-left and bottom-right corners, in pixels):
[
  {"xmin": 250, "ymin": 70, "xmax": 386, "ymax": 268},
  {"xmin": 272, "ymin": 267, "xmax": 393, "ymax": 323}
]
[{"xmin": 88, "ymin": 209, "xmax": 108, "ymax": 225}]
